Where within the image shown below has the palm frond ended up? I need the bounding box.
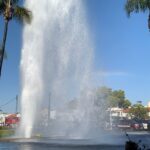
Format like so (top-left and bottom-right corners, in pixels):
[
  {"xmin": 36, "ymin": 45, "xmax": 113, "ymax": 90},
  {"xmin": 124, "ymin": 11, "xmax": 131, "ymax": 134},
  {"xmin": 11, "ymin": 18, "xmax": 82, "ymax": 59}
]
[
  {"xmin": 125, "ymin": 0, "xmax": 150, "ymax": 16},
  {"xmin": 0, "ymin": 0, "xmax": 3, "ymax": 4},
  {"xmin": 4, "ymin": 0, "xmax": 18, "ymax": 4},
  {"xmin": 0, "ymin": 1, "xmax": 5, "ymax": 15},
  {"xmin": 11, "ymin": 0, "xmax": 19, "ymax": 5},
  {"xmin": 146, "ymin": 0, "xmax": 150, "ymax": 8},
  {"xmin": 13, "ymin": 6, "xmax": 32, "ymax": 24},
  {"xmin": 0, "ymin": 0, "xmax": 19, "ymax": 16}
]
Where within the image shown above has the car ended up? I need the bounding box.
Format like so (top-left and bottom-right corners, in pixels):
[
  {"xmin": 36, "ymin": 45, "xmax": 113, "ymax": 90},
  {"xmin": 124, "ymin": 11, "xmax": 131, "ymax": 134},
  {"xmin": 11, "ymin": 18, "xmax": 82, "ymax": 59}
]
[
  {"xmin": 130, "ymin": 120, "xmax": 142, "ymax": 130},
  {"xmin": 116, "ymin": 119, "xmax": 143, "ymax": 131},
  {"xmin": 117, "ymin": 119, "xmax": 131, "ymax": 130},
  {"xmin": 130, "ymin": 119, "xmax": 146, "ymax": 130}
]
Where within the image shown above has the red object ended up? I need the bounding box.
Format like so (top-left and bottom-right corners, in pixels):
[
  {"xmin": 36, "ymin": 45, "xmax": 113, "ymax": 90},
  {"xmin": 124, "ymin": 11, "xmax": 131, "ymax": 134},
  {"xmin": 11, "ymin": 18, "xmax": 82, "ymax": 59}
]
[{"xmin": 5, "ymin": 114, "xmax": 20, "ymax": 125}]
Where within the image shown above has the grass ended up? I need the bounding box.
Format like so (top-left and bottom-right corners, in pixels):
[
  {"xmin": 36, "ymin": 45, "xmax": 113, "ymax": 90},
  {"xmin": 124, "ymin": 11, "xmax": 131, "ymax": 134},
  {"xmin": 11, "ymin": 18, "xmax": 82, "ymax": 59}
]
[{"xmin": 0, "ymin": 126, "xmax": 15, "ymax": 138}]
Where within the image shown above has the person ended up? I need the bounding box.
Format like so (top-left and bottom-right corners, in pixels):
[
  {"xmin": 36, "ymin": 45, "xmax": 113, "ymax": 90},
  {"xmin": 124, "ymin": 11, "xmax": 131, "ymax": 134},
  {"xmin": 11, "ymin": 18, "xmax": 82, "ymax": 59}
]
[{"xmin": 125, "ymin": 141, "xmax": 138, "ymax": 150}]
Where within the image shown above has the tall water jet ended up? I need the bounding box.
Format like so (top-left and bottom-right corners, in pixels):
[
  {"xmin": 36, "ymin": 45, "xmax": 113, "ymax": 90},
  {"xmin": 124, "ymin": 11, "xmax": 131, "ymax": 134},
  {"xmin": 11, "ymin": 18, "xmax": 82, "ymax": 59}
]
[{"xmin": 19, "ymin": 0, "xmax": 101, "ymax": 138}]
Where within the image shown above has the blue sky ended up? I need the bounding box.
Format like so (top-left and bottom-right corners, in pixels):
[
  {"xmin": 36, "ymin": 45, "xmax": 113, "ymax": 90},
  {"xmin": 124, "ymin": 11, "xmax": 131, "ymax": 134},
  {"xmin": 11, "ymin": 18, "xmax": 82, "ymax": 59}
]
[
  {"xmin": 86, "ymin": 0, "xmax": 150, "ymax": 106},
  {"xmin": 0, "ymin": 0, "xmax": 150, "ymax": 112},
  {"xmin": 0, "ymin": 19, "xmax": 21, "ymax": 112}
]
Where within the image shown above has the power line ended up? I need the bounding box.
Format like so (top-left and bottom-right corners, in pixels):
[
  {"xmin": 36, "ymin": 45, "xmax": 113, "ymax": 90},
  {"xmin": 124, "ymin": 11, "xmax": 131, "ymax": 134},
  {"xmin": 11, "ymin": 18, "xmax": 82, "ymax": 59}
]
[{"xmin": 0, "ymin": 96, "xmax": 16, "ymax": 108}]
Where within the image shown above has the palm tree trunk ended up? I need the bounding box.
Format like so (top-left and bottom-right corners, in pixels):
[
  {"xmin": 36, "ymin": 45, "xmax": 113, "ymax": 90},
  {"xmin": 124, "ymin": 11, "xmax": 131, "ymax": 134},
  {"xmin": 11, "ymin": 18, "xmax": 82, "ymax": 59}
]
[
  {"xmin": 0, "ymin": 20, "xmax": 9, "ymax": 77},
  {"xmin": 148, "ymin": 10, "xmax": 150, "ymax": 30}
]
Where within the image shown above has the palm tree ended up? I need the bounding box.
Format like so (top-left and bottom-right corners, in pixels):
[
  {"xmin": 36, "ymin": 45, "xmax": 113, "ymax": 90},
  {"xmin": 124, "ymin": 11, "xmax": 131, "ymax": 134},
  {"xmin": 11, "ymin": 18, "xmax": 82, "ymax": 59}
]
[
  {"xmin": 125, "ymin": 0, "xmax": 150, "ymax": 30},
  {"xmin": 0, "ymin": 0, "xmax": 32, "ymax": 76},
  {"xmin": 0, "ymin": 49, "xmax": 7, "ymax": 59}
]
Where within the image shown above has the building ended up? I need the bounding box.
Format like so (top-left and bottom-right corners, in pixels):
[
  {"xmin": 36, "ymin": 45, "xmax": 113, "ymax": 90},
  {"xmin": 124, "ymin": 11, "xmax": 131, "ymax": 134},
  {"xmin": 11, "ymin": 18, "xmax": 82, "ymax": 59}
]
[{"xmin": 109, "ymin": 107, "xmax": 131, "ymax": 119}]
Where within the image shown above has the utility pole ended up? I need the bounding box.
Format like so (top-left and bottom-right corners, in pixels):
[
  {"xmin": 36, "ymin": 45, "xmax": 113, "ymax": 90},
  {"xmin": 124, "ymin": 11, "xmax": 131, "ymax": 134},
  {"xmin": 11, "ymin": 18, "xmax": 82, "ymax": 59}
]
[
  {"xmin": 16, "ymin": 95, "xmax": 18, "ymax": 114},
  {"xmin": 109, "ymin": 107, "xmax": 112, "ymax": 130},
  {"xmin": 48, "ymin": 93, "xmax": 51, "ymax": 127}
]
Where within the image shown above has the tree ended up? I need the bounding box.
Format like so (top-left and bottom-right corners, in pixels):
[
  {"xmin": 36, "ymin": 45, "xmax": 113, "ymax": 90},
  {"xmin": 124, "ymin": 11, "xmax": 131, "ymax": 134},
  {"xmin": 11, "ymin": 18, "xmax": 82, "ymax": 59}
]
[
  {"xmin": 125, "ymin": 0, "xmax": 150, "ymax": 30},
  {"xmin": 94, "ymin": 87, "xmax": 131, "ymax": 109},
  {"xmin": 111, "ymin": 90, "xmax": 125, "ymax": 108},
  {"xmin": 122, "ymin": 99, "xmax": 132, "ymax": 109},
  {"xmin": 0, "ymin": 0, "xmax": 32, "ymax": 76},
  {"xmin": 94, "ymin": 86, "xmax": 112, "ymax": 107},
  {"xmin": 129, "ymin": 104, "xmax": 148, "ymax": 119},
  {"xmin": 108, "ymin": 90, "xmax": 132, "ymax": 108}
]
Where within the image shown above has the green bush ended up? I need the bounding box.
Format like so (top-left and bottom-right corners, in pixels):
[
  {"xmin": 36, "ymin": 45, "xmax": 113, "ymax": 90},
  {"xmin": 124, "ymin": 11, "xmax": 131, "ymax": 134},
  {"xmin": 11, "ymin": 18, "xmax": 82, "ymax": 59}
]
[
  {"xmin": 0, "ymin": 129, "xmax": 15, "ymax": 138},
  {"xmin": 0, "ymin": 126, "xmax": 10, "ymax": 130}
]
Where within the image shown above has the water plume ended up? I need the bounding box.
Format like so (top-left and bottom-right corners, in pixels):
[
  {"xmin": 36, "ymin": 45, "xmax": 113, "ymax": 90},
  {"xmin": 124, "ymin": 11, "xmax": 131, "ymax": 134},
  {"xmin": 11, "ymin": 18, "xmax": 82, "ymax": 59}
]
[{"xmin": 19, "ymin": 0, "xmax": 102, "ymax": 138}]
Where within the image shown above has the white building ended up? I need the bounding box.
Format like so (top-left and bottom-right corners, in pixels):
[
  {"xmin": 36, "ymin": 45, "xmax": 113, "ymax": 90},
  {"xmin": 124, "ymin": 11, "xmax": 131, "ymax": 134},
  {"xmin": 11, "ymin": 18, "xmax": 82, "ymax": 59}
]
[{"xmin": 109, "ymin": 107, "xmax": 131, "ymax": 119}]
